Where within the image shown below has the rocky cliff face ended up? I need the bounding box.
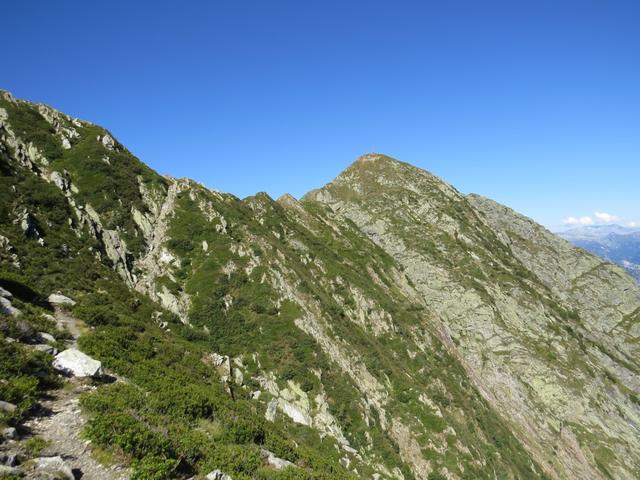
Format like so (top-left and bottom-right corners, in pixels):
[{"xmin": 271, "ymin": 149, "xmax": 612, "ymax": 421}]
[
  {"xmin": 305, "ymin": 154, "xmax": 640, "ymax": 479},
  {"xmin": 1, "ymin": 93, "xmax": 638, "ymax": 480}
]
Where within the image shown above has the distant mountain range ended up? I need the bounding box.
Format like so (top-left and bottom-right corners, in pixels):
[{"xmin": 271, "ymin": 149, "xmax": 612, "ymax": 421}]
[{"xmin": 557, "ymin": 225, "xmax": 640, "ymax": 281}]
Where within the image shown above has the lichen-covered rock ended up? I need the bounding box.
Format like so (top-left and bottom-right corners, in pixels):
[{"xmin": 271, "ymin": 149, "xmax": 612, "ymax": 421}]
[
  {"xmin": 53, "ymin": 349, "xmax": 103, "ymax": 377},
  {"xmin": 261, "ymin": 449, "xmax": 295, "ymax": 470},
  {"xmin": 0, "ymin": 296, "xmax": 21, "ymax": 317},
  {"xmin": 0, "ymin": 400, "xmax": 17, "ymax": 413},
  {"xmin": 47, "ymin": 293, "xmax": 76, "ymax": 306}
]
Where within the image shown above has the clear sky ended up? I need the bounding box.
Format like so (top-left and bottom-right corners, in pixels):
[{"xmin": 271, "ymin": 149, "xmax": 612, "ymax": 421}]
[{"xmin": 2, "ymin": 1, "xmax": 639, "ymax": 229}]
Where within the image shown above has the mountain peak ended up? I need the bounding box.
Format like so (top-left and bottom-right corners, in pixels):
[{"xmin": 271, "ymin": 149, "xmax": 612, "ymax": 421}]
[
  {"xmin": 354, "ymin": 152, "xmax": 395, "ymax": 164},
  {"xmin": 303, "ymin": 152, "xmax": 459, "ymax": 205},
  {"xmin": 348, "ymin": 153, "xmax": 411, "ymax": 172}
]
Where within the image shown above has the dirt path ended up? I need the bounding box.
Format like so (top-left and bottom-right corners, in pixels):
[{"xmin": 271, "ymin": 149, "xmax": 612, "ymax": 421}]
[
  {"xmin": 19, "ymin": 308, "xmax": 130, "ymax": 479},
  {"xmin": 54, "ymin": 306, "xmax": 82, "ymax": 348},
  {"xmin": 24, "ymin": 378, "xmax": 129, "ymax": 479}
]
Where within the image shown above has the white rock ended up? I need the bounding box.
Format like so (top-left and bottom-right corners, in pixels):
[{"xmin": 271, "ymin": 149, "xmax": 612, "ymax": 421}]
[
  {"xmin": 0, "ymin": 296, "xmax": 21, "ymax": 317},
  {"xmin": 0, "ymin": 401, "xmax": 16, "ymax": 413},
  {"xmin": 47, "ymin": 293, "xmax": 76, "ymax": 306},
  {"xmin": 53, "ymin": 349, "xmax": 103, "ymax": 377},
  {"xmin": 265, "ymin": 398, "xmax": 278, "ymax": 422},
  {"xmin": 159, "ymin": 249, "xmax": 175, "ymax": 264},
  {"xmin": 61, "ymin": 138, "xmax": 71, "ymax": 149},
  {"xmin": 261, "ymin": 449, "xmax": 295, "ymax": 470},
  {"xmin": 206, "ymin": 469, "xmax": 232, "ymax": 480},
  {"xmin": 38, "ymin": 331, "xmax": 56, "ymax": 343},
  {"xmin": 100, "ymin": 133, "xmax": 116, "ymax": 150},
  {"xmin": 280, "ymin": 400, "xmax": 312, "ymax": 426},
  {"xmin": 233, "ymin": 367, "xmax": 244, "ymax": 386},
  {"xmin": 0, "ymin": 287, "xmax": 12, "ymax": 298},
  {"xmin": 49, "ymin": 171, "xmax": 70, "ymax": 192},
  {"xmin": 34, "ymin": 456, "xmax": 74, "ymax": 479}
]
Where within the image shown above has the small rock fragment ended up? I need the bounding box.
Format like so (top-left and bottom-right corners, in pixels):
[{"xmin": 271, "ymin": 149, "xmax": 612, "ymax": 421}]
[
  {"xmin": 33, "ymin": 344, "xmax": 57, "ymax": 355},
  {"xmin": 206, "ymin": 470, "xmax": 233, "ymax": 480}
]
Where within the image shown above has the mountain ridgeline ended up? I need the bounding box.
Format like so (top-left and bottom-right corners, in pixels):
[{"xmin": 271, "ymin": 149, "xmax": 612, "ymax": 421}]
[
  {"xmin": 1, "ymin": 90, "xmax": 639, "ymax": 480},
  {"xmin": 558, "ymin": 226, "xmax": 640, "ymax": 282}
]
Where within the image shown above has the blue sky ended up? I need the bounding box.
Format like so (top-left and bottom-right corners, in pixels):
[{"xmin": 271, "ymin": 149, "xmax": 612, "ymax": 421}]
[{"xmin": 2, "ymin": 1, "xmax": 639, "ymax": 229}]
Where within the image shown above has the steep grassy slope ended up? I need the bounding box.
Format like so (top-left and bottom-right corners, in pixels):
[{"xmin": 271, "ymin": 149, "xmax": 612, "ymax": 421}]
[
  {"xmin": 0, "ymin": 91, "xmax": 356, "ymax": 479},
  {"xmin": 1, "ymin": 92, "xmax": 639, "ymax": 479},
  {"xmin": 146, "ymin": 183, "xmax": 550, "ymax": 479}
]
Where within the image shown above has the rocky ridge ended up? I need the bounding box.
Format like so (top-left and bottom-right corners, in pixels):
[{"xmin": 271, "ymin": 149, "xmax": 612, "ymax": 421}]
[{"xmin": 1, "ymin": 92, "xmax": 639, "ymax": 479}]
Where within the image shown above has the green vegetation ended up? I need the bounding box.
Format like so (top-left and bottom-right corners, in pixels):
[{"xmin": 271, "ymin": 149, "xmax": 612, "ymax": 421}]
[
  {"xmin": 23, "ymin": 436, "xmax": 51, "ymax": 456},
  {"xmin": 1, "ymin": 95, "xmax": 635, "ymax": 479}
]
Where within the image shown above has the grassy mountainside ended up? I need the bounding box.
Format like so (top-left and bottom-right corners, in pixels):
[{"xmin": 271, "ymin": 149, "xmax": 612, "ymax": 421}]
[{"xmin": 1, "ymin": 92, "xmax": 639, "ymax": 479}]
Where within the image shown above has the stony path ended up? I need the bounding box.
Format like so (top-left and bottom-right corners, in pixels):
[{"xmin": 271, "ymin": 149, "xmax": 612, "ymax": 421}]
[
  {"xmin": 24, "ymin": 378, "xmax": 129, "ymax": 480},
  {"xmin": 54, "ymin": 306, "xmax": 82, "ymax": 348},
  {"xmin": 18, "ymin": 308, "xmax": 130, "ymax": 479}
]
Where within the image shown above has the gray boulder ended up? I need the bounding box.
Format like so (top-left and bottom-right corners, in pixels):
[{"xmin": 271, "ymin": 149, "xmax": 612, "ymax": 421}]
[
  {"xmin": 0, "ymin": 400, "xmax": 17, "ymax": 413},
  {"xmin": 38, "ymin": 331, "xmax": 56, "ymax": 344},
  {"xmin": 47, "ymin": 293, "xmax": 76, "ymax": 306},
  {"xmin": 53, "ymin": 349, "xmax": 103, "ymax": 377},
  {"xmin": 0, "ymin": 296, "xmax": 21, "ymax": 317}
]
